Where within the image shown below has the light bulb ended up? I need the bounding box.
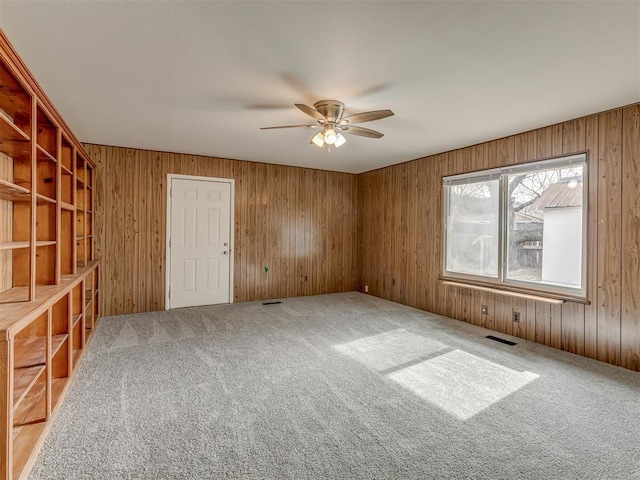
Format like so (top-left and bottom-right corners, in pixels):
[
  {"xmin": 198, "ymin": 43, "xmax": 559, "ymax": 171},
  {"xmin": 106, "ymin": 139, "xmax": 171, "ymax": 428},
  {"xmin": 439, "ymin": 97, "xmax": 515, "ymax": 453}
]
[
  {"xmin": 324, "ymin": 128, "xmax": 337, "ymax": 145},
  {"xmin": 334, "ymin": 133, "xmax": 346, "ymax": 147},
  {"xmin": 311, "ymin": 131, "xmax": 325, "ymax": 148}
]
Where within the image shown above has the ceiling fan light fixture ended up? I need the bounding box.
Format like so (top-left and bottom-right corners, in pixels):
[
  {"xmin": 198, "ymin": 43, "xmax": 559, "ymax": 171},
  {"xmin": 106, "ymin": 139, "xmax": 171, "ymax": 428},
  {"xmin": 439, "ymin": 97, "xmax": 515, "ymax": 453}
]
[
  {"xmin": 311, "ymin": 130, "xmax": 325, "ymax": 147},
  {"xmin": 266, "ymin": 99, "xmax": 393, "ymax": 150}
]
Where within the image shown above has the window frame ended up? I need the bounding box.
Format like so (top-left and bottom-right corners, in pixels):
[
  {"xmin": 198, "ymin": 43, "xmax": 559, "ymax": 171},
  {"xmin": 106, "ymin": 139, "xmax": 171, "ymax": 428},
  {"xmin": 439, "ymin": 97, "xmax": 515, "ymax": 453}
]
[{"xmin": 442, "ymin": 153, "xmax": 588, "ymax": 301}]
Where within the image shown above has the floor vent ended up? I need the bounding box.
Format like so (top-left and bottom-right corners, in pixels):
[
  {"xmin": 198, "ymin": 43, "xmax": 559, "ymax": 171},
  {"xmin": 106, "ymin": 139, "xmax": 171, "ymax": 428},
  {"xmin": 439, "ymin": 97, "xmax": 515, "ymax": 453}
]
[
  {"xmin": 486, "ymin": 335, "xmax": 517, "ymax": 346},
  {"xmin": 262, "ymin": 301, "xmax": 282, "ymax": 305}
]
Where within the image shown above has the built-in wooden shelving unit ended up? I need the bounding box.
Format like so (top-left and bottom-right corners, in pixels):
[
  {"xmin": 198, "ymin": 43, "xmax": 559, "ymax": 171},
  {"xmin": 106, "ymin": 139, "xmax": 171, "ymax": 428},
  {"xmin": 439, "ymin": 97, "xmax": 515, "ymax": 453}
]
[{"xmin": 0, "ymin": 28, "xmax": 100, "ymax": 479}]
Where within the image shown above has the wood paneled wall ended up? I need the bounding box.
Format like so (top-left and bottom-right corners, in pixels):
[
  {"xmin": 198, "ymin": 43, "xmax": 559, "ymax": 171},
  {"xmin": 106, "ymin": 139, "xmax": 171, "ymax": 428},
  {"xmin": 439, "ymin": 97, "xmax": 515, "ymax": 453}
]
[
  {"xmin": 357, "ymin": 103, "xmax": 640, "ymax": 372},
  {"xmin": 84, "ymin": 144, "xmax": 358, "ymax": 317}
]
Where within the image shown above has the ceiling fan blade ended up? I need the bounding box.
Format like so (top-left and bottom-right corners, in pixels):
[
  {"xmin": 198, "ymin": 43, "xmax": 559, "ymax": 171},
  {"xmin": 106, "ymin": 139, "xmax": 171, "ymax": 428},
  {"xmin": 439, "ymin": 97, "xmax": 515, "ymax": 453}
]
[
  {"xmin": 341, "ymin": 125, "xmax": 384, "ymax": 139},
  {"xmin": 247, "ymin": 103, "xmax": 294, "ymax": 110},
  {"xmin": 260, "ymin": 125, "xmax": 319, "ymax": 130},
  {"xmin": 295, "ymin": 103, "xmax": 327, "ymax": 123},
  {"xmin": 340, "ymin": 109, "xmax": 394, "ymax": 125}
]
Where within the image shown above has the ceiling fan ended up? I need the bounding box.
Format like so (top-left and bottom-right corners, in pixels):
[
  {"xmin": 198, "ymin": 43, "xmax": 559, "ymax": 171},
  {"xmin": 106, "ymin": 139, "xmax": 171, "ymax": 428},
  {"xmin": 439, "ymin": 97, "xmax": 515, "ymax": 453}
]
[{"xmin": 261, "ymin": 100, "xmax": 394, "ymax": 149}]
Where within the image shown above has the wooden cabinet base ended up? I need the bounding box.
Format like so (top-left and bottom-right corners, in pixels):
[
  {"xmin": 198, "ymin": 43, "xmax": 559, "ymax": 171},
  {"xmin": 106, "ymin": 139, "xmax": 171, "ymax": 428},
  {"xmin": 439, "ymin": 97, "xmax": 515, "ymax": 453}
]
[{"xmin": 0, "ymin": 262, "xmax": 100, "ymax": 480}]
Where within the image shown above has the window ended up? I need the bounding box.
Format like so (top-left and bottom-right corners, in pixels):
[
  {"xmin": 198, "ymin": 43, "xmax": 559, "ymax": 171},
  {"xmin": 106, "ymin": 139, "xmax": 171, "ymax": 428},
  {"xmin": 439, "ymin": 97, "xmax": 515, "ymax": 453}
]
[{"xmin": 443, "ymin": 154, "xmax": 586, "ymax": 297}]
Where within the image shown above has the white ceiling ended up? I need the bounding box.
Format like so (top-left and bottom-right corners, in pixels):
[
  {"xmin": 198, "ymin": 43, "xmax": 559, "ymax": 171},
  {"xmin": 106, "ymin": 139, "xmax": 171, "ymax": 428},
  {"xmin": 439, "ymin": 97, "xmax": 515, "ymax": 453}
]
[{"xmin": 1, "ymin": 1, "xmax": 638, "ymax": 174}]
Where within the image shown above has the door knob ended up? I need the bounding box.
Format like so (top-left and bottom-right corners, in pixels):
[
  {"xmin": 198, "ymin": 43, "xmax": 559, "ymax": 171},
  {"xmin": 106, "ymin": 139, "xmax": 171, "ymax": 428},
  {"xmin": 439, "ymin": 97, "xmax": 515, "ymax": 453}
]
[
  {"xmin": 224, "ymin": 242, "xmax": 229, "ymax": 246},
  {"xmin": 223, "ymin": 250, "xmax": 229, "ymax": 255}
]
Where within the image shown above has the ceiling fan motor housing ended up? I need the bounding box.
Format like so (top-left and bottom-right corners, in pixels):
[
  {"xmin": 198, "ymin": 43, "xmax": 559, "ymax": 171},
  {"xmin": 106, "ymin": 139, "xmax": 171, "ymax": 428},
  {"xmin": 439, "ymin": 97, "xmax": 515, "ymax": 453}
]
[{"xmin": 313, "ymin": 100, "xmax": 344, "ymax": 123}]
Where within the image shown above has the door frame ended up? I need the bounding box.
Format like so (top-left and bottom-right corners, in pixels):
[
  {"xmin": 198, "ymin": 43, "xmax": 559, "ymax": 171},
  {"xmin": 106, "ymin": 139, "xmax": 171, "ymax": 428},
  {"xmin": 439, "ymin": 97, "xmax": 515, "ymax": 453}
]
[{"xmin": 165, "ymin": 174, "xmax": 235, "ymax": 310}]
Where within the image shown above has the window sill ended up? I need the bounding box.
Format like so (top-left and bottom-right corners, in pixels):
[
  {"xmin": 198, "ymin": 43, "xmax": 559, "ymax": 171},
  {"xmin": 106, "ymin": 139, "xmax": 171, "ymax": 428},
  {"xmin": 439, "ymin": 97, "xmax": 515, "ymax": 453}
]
[{"xmin": 438, "ymin": 277, "xmax": 589, "ymax": 305}]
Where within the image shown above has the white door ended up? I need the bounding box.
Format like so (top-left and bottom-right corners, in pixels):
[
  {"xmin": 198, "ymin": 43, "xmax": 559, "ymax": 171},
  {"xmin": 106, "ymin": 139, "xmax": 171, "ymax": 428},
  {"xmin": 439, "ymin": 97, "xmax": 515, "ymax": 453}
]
[{"xmin": 167, "ymin": 176, "xmax": 233, "ymax": 308}]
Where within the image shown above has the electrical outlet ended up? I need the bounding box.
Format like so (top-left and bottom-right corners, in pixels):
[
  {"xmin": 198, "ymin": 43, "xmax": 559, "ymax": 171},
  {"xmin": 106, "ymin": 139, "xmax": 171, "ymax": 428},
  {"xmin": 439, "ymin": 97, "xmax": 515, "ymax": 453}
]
[
  {"xmin": 481, "ymin": 305, "xmax": 488, "ymax": 315},
  {"xmin": 364, "ymin": 285, "xmax": 369, "ymax": 293},
  {"xmin": 513, "ymin": 311, "xmax": 521, "ymax": 323}
]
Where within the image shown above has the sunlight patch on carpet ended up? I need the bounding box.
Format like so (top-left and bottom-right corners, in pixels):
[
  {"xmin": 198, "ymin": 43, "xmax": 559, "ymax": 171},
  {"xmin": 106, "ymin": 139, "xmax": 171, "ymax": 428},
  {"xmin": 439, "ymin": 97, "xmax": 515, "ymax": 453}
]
[
  {"xmin": 388, "ymin": 349, "xmax": 539, "ymax": 420},
  {"xmin": 333, "ymin": 329, "xmax": 448, "ymax": 371}
]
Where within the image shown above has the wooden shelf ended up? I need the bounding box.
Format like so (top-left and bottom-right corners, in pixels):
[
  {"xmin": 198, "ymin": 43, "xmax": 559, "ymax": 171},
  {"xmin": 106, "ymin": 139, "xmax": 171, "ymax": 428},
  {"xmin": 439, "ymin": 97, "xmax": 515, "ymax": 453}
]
[
  {"xmin": 0, "ymin": 263, "xmax": 98, "ymax": 324},
  {"xmin": 0, "ymin": 112, "xmax": 31, "ymax": 145},
  {"xmin": 51, "ymin": 377, "xmax": 68, "ymax": 412},
  {"xmin": 14, "ymin": 337, "xmax": 46, "ymax": 368},
  {"xmin": 36, "ymin": 240, "xmax": 56, "ymax": 247},
  {"xmin": 36, "ymin": 144, "xmax": 56, "ymax": 163},
  {"xmin": 0, "ymin": 29, "xmax": 99, "ymax": 480},
  {"xmin": 13, "ymin": 376, "xmax": 45, "ymax": 426},
  {"xmin": 72, "ymin": 349, "xmax": 81, "ymax": 368},
  {"xmin": 14, "ymin": 334, "xmax": 68, "ymax": 369},
  {"xmin": 13, "ymin": 422, "xmax": 46, "ymax": 477},
  {"xmin": 13, "ymin": 364, "xmax": 45, "ymax": 408},
  {"xmin": 35, "ymin": 193, "xmax": 56, "ymax": 205},
  {"xmin": 441, "ymin": 280, "xmax": 566, "ymax": 304},
  {"xmin": 52, "ymin": 335, "xmax": 68, "ymax": 357},
  {"xmin": 0, "ymin": 178, "xmax": 30, "ymax": 202},
  {"xmin": 0, "ymin": 60, "xmax": 31, "ymax": 119},
  {"xmin": 0, "ymin": 286, "xmax": 29, "ymax": 305},
  {"xmin": 0, "ymin": 241, "xmax": 29, "ymax": 250}
]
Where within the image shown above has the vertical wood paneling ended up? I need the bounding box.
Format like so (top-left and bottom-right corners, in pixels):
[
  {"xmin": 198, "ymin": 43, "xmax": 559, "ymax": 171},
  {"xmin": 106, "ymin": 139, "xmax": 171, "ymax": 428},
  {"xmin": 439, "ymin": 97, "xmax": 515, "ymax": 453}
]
[
  {"xmin": 552, "ymin": 123, "xmax": 563, "ymax": 156},
  {"xmin": 482, "ymin": 292, "xmax": 495, "ymax": 331},
  {"xmin": 495, "ymin": 296, "xmax": 512, "ymax": 335},
  {"xmin": 536, "ymin": 126, "xmax": 553, "ymax": 158},
  {"xmin": 621, "ymin": 105, "xmax": 640, "ymax": 370},
  {"xmin": 152, "ymin": 151, "xmax": 165, "ymax": 310},
  {"xmin": 511, "ymin": 297, "xmax": 527, "ymax": 339},
  {"xmin": 356, "ymin": 175, "xmax": 365, "ymax": 291},
  {"xmin": 560, "ymin": 118, "xmax": 587, "ymax": 354},
  {"xmin": 256, "ymin": 163, "xmax": 269, "ymax": 300},
  {"xmin": 550, "ymin": 303, "xmax": 562, "ymax": 350},
  {"xmin": 435, "ymin": 153, "xmax": 449, "ymax": 316},
  {"xmin": 356, "ymin": 104, "xmax": 640, "ymax": 373},
  {"xmin": 525, "ymin": 299, "xmax": 536, "ymax": 342},
  {"xmin": 106, "ymin": 146, "xmax": 124, "ymax": 315},
  {"xmin": 138, "ymin": 148, "xmax": 150, "ymax": 312},
  {"xmin": 596, "ymin": 109, "xmax": 622, "ymax": 365},
  {"xmin": 562, "ymin": 118, "xmax": 586, "ymax": 155},
  {"xmin": 535, "ymin": 302, "xmax": 551, "ymax": 346},
  {"xmin": 584, "ymin": 115, "xmax": 599, "ymax": 359},
  {"xmin": 270, "ymin": 166, "xmax": 283, "ymax": 298},
  {"xmin": 561, "ymin": 301, "xmax": 585, "ymax": 355},
  {"xmin": 90, "ymin": 144, "xmax": 357, "ymax": 316},
  {"xmin": 123, "ymin": 148, "xmax": 138, "ymax": 313}
]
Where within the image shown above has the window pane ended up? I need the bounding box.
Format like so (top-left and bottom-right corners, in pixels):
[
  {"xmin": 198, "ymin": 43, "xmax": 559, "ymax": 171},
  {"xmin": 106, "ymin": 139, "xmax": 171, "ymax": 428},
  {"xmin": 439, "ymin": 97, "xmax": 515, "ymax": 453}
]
[
  {"xmin": 506, "ymin": 165, "xmax": 583, "ymax": 289},
  {"xmin": 446, "ymin": 180, "xmax": 499, "ymax": 277}
]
